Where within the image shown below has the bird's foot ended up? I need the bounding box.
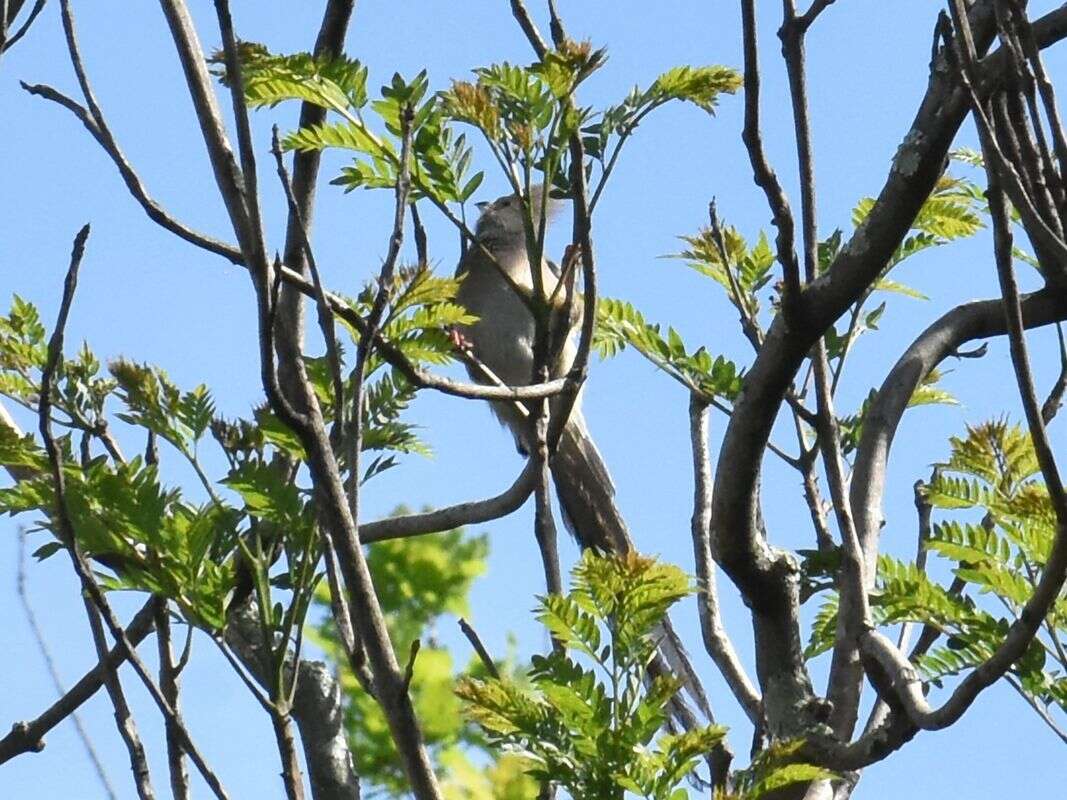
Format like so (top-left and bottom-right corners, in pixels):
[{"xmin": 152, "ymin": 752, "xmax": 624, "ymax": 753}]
[{"xmin": 448, "ymin": 326, "xmax": 474, "ymax": 352}]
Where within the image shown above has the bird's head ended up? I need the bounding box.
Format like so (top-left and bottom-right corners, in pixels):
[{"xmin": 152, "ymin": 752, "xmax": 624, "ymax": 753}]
[{"xmin": 474, "ymin": 185, "xmax": 559, "ymax": 247}]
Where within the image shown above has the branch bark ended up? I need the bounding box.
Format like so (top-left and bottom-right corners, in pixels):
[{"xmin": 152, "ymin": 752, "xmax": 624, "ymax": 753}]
[{"xmin": 156, "ymin": 2, "xmax": 442, "ymax": 794}]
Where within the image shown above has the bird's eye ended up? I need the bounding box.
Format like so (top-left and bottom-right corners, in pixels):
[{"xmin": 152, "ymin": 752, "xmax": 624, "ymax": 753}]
[{"xmin": 501, "ymin": 198, "xmax": 511, "ymax": 207}]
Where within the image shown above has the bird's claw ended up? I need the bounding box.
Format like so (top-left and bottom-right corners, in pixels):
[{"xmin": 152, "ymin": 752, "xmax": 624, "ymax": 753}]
[{"xmin": 448, "ymin": 326, "xmax": 473, "ymax": 352}]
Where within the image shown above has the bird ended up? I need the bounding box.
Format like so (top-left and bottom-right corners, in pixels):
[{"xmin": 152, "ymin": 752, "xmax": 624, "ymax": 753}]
[
  {"xmin": 454, "ymin": 187, "xmax": 716, "ymax": 725},
  {"xmin": 454, "ymin": 185, "xmax": 630, "ymax": 555}
]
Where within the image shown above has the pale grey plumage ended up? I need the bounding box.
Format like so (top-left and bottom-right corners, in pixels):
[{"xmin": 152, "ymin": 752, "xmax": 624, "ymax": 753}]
[
  {"xmin": 454, "ymin": 188, "xmax": 715, "ymax": 726},
  {"xmin": 454, "ymin": 188, "xmax": 629, "ymax": 554}
]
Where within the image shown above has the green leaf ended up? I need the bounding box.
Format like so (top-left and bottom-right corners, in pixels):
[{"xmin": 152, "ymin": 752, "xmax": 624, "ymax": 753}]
[
  {"xmin": 32, "ymin": 541, "xmax": 65, "ymax": 561},
  {"xmin": 647, "ymin": 65, "xmax": 742, "ymax": 113},
  {"xmin": 221, "ymin": 461, "xmax": 302, "ymax": 524}
]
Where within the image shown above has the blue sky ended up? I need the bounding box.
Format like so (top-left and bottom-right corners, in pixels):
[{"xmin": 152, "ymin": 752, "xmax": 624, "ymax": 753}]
[{"xmin": 2, "ymin": 1, "xmax": 1066, "ymax": 797}]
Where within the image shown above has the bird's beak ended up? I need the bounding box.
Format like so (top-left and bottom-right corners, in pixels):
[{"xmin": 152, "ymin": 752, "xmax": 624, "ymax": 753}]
[{"xmin": 475, "ymin": 201, "xmax": 490, "ymax": 213}]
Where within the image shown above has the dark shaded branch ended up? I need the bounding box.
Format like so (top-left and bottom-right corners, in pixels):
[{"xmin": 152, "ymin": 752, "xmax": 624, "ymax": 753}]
[
  {"xmin": 1042, "ymin": 323, "xmax": 1067, "ymax": 423},
  {"xmin": 508, "ymin": 0, "xmax": 548, "ymax": 58},
  {"xmin": 0, "ymin": 0, "xmax": 45, "ymax": 56},
  {"xmin": 798, "ymin": 0, "xmax": 837, "ymax": 31},
  {"xmin": 458, "ymin": 618, "xmax": 500, "ymax": 679},
  {"xmin": 741, "ymin": 0, "xmax": 801, "ymax": 315}
]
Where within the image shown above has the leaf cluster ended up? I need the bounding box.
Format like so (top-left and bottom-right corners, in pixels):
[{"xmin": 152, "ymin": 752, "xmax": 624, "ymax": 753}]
[
  {"xmin": 595, "ymin": 298, "xmax": 743, "ymax": 402},
  {"xmin": 806, "ymin": 420, "xmax": 1067, "ymax": 725},
  {"xmin": 309, "ymin": 518, "xmax": 530, "ymax": 797},
  {"xmin": 458, "ymin": 551, "xmax": 720, "ymax": 800}
]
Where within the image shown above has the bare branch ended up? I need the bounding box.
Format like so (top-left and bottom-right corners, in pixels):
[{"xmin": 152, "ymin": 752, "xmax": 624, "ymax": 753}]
[
  {"xmin": 0, "ymin": 600, "xmax": 156, "ymax": 764},
  {"xmin": 154, "ymin": 602, "xmax": 190, "ymax": 800},
  {"xmin": 508, "ymin": 0, "xmax": 548, "ymax": 58},
  {"xmin": 813, "ymin": 341, "xmax": 869, "ymax": 739},
  {"xmin": 688, "ymin": 396, "xmax": 761, "ymax": 724},
  {"xmin": 741, "ymin": 0, "xmax": 801, "ymax": 315},
  {"xmin": 361, "ymin": 462, "xmax": 537, "ymax": 543},
  {"xmin": 37, "ymin": 222, "xmax": 230, "ymax": 799},
  {"xmin": 457, "ymin": 618, "xmax": 500, "ymax": 679},
  {"xmin": 0, "ymin": 0, "xmax": 45, "ymax": 55},
  {"xmin": 16, "ymin": 530, "xmax": 117, "ymax": 799},
  {"xmin": 798, "ymin": 0, "xmax": 838, "ymax": 31}
]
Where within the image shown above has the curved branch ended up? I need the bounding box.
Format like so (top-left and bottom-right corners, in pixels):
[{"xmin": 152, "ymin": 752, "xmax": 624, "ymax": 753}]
[
  {"xmin": 361, "ymin": 461, "xmax": 537, "ymax": 543},
  {"xmin": 850, "ymin": 288, "xmax": 1067, "ymax": 577},
  {"xmin": 688, "ymin": 396, "xmax": 762, "ymax": 725},
  {"xmin": 712, "ymin": 0, "xmax": 1067, "ymax": 635}
]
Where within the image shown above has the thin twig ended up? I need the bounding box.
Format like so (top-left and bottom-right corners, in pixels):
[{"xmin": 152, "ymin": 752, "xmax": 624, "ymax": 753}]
[
  {"xmin": 38, "ymin": 223, "xmax": 230, "ymax": 800},
  {"xmin": 457, "ymin": 618, "xmax": 500, "ymax": 679},
  {"xmin": 321, "ymin": 529, "xmax": 375, "ymax": 694},
  {"xmin": 154, "ymin": 600, "xmax": 190, "ymax": 800},
  {"xmin": 16, "ymin": 530, "xmax": 117, "ymax": 799},
  {"xmin": 741, "ymin": 0, "xmax": 801, "ymax": 318},
  {"xmin": 36, "ymin": 226, "xmax": 158, "ymax": 800},
  {"xmin": 349, "ymin": 100, "xmax": 415, "ymax": 517},
  {"xmin": 1042, "ymin": 322, "xmax": 1067, "ymax": 423},
  {"xmin": 0, "ymin": 0, "xmax": 45, "ymax": 54},
  {"xmin": 271, "ymin": 126, "xmax": 345, "ymax": 426}
]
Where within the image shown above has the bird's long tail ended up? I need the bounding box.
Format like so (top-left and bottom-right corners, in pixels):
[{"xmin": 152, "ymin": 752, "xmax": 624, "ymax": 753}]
[
  {"xmin": 551, "ymin": 413, "xmax": 631, "ymax": 554},
  {"xmin": 551, "ymin": 415, "xmax": 715, "ymax": 723}
]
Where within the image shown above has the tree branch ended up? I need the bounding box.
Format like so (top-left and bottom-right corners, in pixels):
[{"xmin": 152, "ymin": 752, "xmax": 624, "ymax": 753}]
[
  {"xmin": 37, "ymin": 223, "xmax": 230, "ymax": 800},
  {"xmin": 0, "ymin": 600, "xmax": 157, "ymax": 764},
  {"xmin": 688, "ymin": 396, "xmax": 761, "ymax": 725},
  {"xmin": 15, "ymin": 530, "xmax": 118, "ymax": 799},
  {"xmin": 154, "ymin": 601, "xmax": 190, "ymax": 800},
  {"xmin": 741, "ymin": 0, "xmax": 801, "ymax": 316},
  {"xmin": 159, "ymin": 2, "xmax": 442, "ymax": 793}
]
